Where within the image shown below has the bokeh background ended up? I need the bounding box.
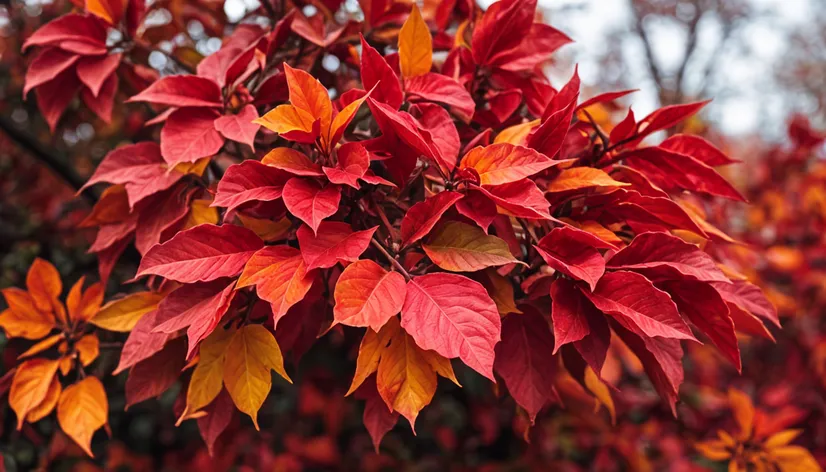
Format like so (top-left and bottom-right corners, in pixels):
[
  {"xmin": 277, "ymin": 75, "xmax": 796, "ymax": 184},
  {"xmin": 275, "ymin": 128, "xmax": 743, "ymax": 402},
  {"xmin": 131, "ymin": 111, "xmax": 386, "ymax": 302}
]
[{"xmin": 1, "ymin": 0, "xmax": 825, "ymax": 470}]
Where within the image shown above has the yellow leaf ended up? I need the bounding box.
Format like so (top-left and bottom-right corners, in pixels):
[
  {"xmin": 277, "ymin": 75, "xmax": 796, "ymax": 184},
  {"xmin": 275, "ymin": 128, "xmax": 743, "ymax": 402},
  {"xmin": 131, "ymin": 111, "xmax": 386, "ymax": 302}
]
[
  {"xmin": 547, "ymin": 167, "xmax": 630, "ymax": 193},
  {"xmin": 76, "ymin": 334, "xmax": 100, "ymax": 367},
  {"xmin": 18, "ymin": 333, "xmax": 63, "ymax": 359},
  {"xmin": 183, "ymin": 199, "xmax": 220, "ymax": 230},
  {"xmin": 222, "ymin": 325, "xmax": 291, "ymax": 429},
  {"xmin": 584, "ymin": 366, "xmax": 615, "ymax": 424},
  {"xmin": 180, "ymin": 327, "xmax": 235, "ymax": 423},
  {"xmin": 26, "ymin": 376, "xmax": 62, "ymax": 423},
  {"xmin": 346, "ymin": 318, "xmax": 400, "ymax": 396},
  {"xmin": 0, "ymin": 288, "xmax": 56, "ymax": 339},
  {"xmin": 770, "ymin": 445, "xmax": 822, "ymax": 472},
  {"xmin": 174, "ymin": 157, "xmax": 210, "ymax": 176},
  {"xmin": 728, "ymin": 388, "xmax": 755, "ymax": 440},
  {"xmin": 90, "ymin": 292, "xmax": 164, "ymax": 332},
  {"xmin": 238, "ymin": 215, "xmax": 293, "ymax": 242},
  {"xmin": 422, "ymin": 221, "xmax": 520, "ymax": 272},
  {"xmin": 10, "ymin": 358, "xmax": 59, "ymax": 429},
  {"xmin": 57, "ymin": 377, "xmax": 108, "ymax": 457},
  {"xmin": 376, "ymin": 326, "xmax": 439, "ymax": 429},
  {"xmin": 398, "ymin": 4, "xmax": 432, "ymax": 79}
]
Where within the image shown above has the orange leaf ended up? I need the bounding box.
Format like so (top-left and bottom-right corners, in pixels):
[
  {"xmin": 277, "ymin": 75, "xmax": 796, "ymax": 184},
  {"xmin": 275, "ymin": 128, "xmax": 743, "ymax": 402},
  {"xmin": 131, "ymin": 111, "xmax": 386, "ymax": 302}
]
[
  {"xmin": 283, "ymin": 63, "xmax": 332, "ymax": 133},
  {"xmin": 254, "ymin": 104, "xmax": 321, "ymax": 144},
  {"xmin": 10, "ymin": 358, "xmax": 59, "ymax": 429},
  {"xmin": 26, "ymin": 258, "xmax": 66, "ymax": 324},
  {"xmin": 238, "ymin": 214, "xmax": 293, "ymax": 242},
  {"xmin": 327, "ymin": 86, "xmax": 372, "ymax": 150},
  {"xmin": 66, "ymin": 277, "xmax": 104, "ymax": 322},
  {"xmin": 346, "ymin": 317, "xmax": 401, "ymax": 396},
  {"xmin": 85, "ymin": 0, "xmax": 123, "ymax": 25},
  {"xmin": 376, "ymin": 324, "xmax": 455, "ymax": 429},
  {"xmin": 547, "ymin": 167, "xmax": 629, "ymax": 193},
  {"xmin": 26, "ymin": 375, "xmax": 62, "ymax": 423},
  {"xmin": 18, "ymin": 333, "xmax": 63, "ymax": 359},
  {"xmin": 584, "ymin": 366, "xmax": 615, "ymax": 424},
  {"xmin": 477, "ymin": 268, "xmax": 522, "ymax": 315},
  {"xmin": 76, "ymin": 334, "xmax": 100, "ymax": 366},
  {"xmin": 57, "ymin": 377, "xmax": 108, "ymax": 457},
  {"xmin": 261, "ymin": 147, "xmax": 323, "ymax": 176},
  {"xmin": 728, "ymin": 388, "xmax": 755, "ymax": 440},
  {"xmin": 333, "ymin": 260, "xmax": 407, "ymax": 331},
  {"xmin": 0, "ymin": 288, "xmax": 55, "ymax": 339},
  {"xmin": 461, "ymin": 143, "xmax": 564, "ymax": 186},
  {"xmin": 770, "ymin": 445, "xmax": 822, "ymax": 472},
  {"xmin": 398, "ymin": 5, "xmax": 432, "ymax": 79},
  {"xmin": 237, "ymin": 246, "xmax": 316, "ymax": 323}
]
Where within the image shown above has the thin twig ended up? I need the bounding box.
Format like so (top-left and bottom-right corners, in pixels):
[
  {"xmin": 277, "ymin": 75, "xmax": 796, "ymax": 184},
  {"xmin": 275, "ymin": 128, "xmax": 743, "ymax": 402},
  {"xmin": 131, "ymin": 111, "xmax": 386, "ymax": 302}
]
[{"xmin": 371, "ymin": 238, "xmax": 411, "ymax": 281}]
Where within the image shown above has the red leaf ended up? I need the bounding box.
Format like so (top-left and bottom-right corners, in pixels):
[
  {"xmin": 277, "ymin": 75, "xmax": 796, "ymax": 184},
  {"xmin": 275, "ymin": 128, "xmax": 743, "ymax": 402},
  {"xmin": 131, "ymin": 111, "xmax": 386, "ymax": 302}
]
[
  {"xmin": 128, "ymin": 75, "xmax": 224, "ymax": 108},
  {"xmin": 80, "ymin": 142, "xmax": 184, "ymax": 209},
  {"xmin": 322, "ymin": 142, "xmax": 370, "ymax": 189},
  {"xmin": 494, "ymin": 307, "xmax": 557, "ymax": 423},
  {"xmin": 282, "ymin": 178, "xmax": 342, "ymax": 234},
  {"xmin": 582, "ymin": 271, "xmax": 696, "ymax": 341},
  {"xmin": 362, "ymin": 378, "xmax": 399, "ymax": 453},
  {"xmin": 659, "ymin": 281, "xmax": 741, "ymax": 371},
  {"xmin": 125, "ymin": 338, "xmax": 187, "ymax": 407},
  {"xmin": 534, "ymin": 227, "xmax": 605, "ymax": 291},
  {"xmin": 411, "ymin": 103, "xmax": 461, "ymax": 166},
  {"xmin": 161, "ymin": 108, "xmax": 225, "ymax": 166},
  {"xmin": 197, "ymin": 389, "xmax": 234, "ymax": 456},
  {"xmin": 214, "ymin": 105, "xmax": 260, "ymax": 151},
  {"xmin": 606, "ymin": 232, "xmax": 729, "ymax": 283},
  {"xmin": 528, "ymin": 70, "xmax": 578, "ymax": 158},
  {"xmin": 660, "ymin": 134, "xmax": 739, "ymax": 166},
  {"xmin": 297, "ymin": 222, "xmax": 377, "ymax": 270},
  {"xmin": 360, "ymin": 36, "xmax": 403, "ymax": 110},
  {"xmin": 455, "ymin": 190, "xmax": 498, "ymax": 233},
  {"xmin": 471, "ymin": 0, "xmax": 537, "ymax": 66},
  {"xmin": 487, "ymin": 23, "xmax": 572, "ymax": 71},
  {"xmin": 400, "ymin": 191, "xmax": 463, "ymax": 247},
  {"xmin": 23, "ymin": 48, "xmax": 79, "ymax": 96},
  {"xmin": 80, "ymin": 72, "xmax": 117, "ymax": 123},
  {"xmin": 76, "ymin": 53, "xmax": 122, "ymax": 97},
  {"xmin": 577, "ymin": 89, "xmax": 637, "ymax": 112},
  {"xmin": 114, "ymin": 309, "xmax": 175, "ymax": 375},
  {"xmin": 405, "ymin": 73, "xmax": 475, "ymax": 123},
  {"xmin": 550, "ymin": 278, "xmax": 601, "ymax": 356},
  {"xmin": 35, "ymin": 70, "xmax": 80, "ymax": 131},
  {"xmin": 401, "ymin": 273, "xmax": 501, "ymax": 380},
  {"xmin": 153, "ymin": 280, "xmax": 237, "ymax": 357},
  {"xmin": 137, "ymin": 224, "xmax": 264, "ymax": 283},
  {"xmin": 611, "ymin": 323, "xmax": 683, "ymax": 414},
  {"xmin": 22, "ymin": 14, "xmax": 108, "ymax": 55},
  {"xmin": 636, "ymin": 100, "xmax": 710, "ymax": 140},
  {"xmin": 623, "ymin": 147, "xmax": 746, "ymax": 201},
  {"xmin": 212, "ymin": 160, "xmax": 290, "ymax": 212},
  {"xmin": 475, "ymin": 179, "xmax": 551, "ymax": 220},
  {"xmin": 333, "ymin": 259, "xmax": 407, "ymax": 331},
  {"xmin": 134, "ymin": 185, "xmax": 193, "ymax": 255},
  {"xmin": 711, "ymin": 280, "xmax": 780, "ymax": 327}
]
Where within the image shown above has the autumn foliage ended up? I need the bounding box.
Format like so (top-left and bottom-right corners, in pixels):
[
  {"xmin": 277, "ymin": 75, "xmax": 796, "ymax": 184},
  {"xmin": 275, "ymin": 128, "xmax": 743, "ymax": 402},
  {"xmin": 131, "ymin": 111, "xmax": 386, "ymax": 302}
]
[{"xmin": 1, "ymin": 0, "xmax": 822, "ymax": 468}]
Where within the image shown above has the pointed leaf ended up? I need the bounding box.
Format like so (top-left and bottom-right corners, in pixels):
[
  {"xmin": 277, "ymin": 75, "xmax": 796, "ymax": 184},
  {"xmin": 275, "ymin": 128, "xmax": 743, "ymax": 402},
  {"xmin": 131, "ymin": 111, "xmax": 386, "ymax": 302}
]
[{"xmin": 334, "ymin": 260, "xmax": 407, "ymax": 331}]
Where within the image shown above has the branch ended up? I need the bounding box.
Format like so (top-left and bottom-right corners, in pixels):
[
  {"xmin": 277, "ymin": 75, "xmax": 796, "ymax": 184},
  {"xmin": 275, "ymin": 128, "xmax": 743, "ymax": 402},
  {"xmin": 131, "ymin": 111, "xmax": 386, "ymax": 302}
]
[
  {"xmin": 0, "ymin": 115, "xmax": 97, "ymax": 205},
  {"xmin": 371, "ymin": 238, "xmax": 411, "ymax": 281}
]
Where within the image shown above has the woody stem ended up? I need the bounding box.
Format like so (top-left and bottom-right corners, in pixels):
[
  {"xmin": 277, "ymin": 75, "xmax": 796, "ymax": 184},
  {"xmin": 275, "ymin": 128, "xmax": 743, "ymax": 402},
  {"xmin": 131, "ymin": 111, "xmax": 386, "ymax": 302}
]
[{"xmin": 370, "ymin": 238, "xmax": 411, "ymax": 281}]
